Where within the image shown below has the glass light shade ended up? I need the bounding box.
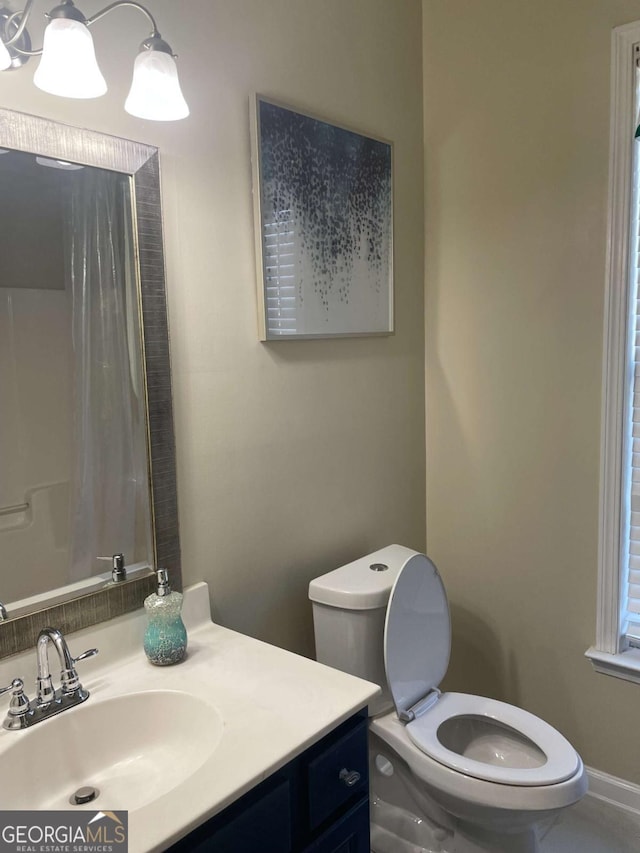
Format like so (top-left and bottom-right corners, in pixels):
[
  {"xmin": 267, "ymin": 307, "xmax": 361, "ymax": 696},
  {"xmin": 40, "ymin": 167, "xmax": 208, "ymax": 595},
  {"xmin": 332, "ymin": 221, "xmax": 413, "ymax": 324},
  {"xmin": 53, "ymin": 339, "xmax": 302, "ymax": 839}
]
[
  {"xmin": 125, "ymin": 49, "xmax": 189, "ymax": 121},
  {"xmin": 34, "ymin": 18, "xmax": 107, "ymax": 98},
  {"xmin": 0, "ymin": 38, "xmax": 11, "ymax": 72}
]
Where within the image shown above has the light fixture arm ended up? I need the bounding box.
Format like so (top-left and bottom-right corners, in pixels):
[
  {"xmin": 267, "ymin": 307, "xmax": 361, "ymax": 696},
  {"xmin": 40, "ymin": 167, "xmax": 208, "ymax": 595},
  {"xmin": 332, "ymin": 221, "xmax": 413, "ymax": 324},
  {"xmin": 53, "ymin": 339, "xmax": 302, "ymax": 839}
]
[
  {"xmin": 4, "ymin": 0, "xmax": 34, "ymax": 46},
  {"xmin": 84, "ymin": 1, "xmax": 158, "ymax": 38},
  {"xmin": 2, "ymin": 0, "xmax": 172, "ymax": 58},
  {"xmin": 85, "ymin": 2, "xmax": 176, "ymax": 57}
]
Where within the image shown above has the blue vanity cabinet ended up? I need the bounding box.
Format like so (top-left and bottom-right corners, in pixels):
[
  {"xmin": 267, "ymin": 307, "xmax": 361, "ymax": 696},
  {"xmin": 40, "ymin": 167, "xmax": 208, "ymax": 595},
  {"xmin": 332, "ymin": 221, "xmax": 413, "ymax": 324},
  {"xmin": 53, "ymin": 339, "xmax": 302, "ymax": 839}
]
[
  {"xmin": 168, "ymin": 710, "xmax": 370, "ymax": 853},
  {"xmin": 301, "ymin": 800, "xmax": 370, "ymax": 853}
]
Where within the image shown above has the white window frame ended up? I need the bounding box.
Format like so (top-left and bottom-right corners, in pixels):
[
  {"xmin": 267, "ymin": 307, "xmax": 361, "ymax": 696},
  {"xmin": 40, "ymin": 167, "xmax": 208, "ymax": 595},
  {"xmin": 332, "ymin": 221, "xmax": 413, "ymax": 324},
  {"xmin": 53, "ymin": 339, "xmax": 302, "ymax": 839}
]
[{"xmin": 586, "ymin": 21, "xmax": 640, "ymax": 683}]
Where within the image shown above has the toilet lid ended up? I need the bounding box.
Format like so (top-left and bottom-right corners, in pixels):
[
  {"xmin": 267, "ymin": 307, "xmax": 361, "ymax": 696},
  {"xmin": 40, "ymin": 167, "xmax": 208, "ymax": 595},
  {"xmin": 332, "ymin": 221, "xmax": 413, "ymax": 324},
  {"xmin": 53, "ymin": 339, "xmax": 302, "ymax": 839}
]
[{"xmin": 384, "ymin": 553, "xmax": 450, "ymax": 720}]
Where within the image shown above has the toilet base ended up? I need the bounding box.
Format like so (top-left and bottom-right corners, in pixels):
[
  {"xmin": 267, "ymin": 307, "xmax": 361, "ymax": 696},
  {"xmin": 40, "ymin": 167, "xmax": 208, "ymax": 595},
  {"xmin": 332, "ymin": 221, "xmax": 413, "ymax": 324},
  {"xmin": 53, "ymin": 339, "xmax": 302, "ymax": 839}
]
[
  {"xmin": 371, "ymin": 793, "xmax": 547, "ymax": 853},
  {"xmin": 370, "ymin": 734, "xmax": 561, "ymax": 853},
  {"xmin": 449, "ymin": 823, "xmax": 541, "ymax": 853},
  {"xmin": 371, "ymin": 795, "xmax": 451, "ymax": 852}
]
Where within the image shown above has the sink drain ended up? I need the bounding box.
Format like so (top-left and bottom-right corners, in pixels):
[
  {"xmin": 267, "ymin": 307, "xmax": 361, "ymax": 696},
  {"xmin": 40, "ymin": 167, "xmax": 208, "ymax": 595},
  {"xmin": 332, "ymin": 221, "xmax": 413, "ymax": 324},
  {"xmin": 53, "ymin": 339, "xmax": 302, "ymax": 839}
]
[{"xmin": 70, "ymin": 786, "xmax": 99, "ymax": 805}]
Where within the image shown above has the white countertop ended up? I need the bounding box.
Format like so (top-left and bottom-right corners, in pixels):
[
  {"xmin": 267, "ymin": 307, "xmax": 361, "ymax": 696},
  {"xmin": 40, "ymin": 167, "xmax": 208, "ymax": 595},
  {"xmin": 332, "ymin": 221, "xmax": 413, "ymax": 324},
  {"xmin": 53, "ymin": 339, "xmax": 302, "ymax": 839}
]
[{"xmin": 0, "ymin": 583, "xmax": 379, "ymax": 852}]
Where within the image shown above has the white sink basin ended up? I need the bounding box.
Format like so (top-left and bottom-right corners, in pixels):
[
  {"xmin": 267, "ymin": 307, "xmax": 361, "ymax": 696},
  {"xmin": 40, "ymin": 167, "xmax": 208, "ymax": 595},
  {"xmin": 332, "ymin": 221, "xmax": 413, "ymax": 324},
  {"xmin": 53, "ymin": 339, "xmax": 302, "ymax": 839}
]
[{"xmin": 1, "ymin": 690, "xmax": 223, "ymax": 812}]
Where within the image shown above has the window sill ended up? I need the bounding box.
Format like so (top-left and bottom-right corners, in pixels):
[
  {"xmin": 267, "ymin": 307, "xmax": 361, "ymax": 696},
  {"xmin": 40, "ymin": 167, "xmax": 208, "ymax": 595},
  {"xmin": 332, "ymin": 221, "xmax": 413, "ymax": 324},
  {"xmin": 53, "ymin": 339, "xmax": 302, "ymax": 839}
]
[{"xmin": 585, "ymin": 646, "xmax": 640, "ymax": 685}]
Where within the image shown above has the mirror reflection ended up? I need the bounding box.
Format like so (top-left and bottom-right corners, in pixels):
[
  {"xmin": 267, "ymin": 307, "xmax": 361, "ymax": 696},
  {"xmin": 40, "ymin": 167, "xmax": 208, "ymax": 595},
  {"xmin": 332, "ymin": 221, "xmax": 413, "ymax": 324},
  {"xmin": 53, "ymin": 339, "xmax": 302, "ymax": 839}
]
[{"xmin": 0, "ymin": 149, "xmax": 152, "ymax": 610}]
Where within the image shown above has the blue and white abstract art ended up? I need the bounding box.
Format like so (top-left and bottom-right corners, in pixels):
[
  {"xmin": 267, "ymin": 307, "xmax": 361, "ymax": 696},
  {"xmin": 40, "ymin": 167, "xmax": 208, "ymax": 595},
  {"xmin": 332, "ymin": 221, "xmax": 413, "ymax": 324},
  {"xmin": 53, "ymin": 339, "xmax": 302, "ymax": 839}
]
[{"xmin": 253, "ymin": 97, "xmax": 393, "ymax": 340}]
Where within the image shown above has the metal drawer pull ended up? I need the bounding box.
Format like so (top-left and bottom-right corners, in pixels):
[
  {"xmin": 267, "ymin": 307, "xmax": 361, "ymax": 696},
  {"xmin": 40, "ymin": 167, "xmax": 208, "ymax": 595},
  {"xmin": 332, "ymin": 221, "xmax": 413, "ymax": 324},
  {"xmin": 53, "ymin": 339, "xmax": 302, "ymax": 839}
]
[{"xmin": 338, "ymin": 768, "xmax": 361, "ymax": 788}]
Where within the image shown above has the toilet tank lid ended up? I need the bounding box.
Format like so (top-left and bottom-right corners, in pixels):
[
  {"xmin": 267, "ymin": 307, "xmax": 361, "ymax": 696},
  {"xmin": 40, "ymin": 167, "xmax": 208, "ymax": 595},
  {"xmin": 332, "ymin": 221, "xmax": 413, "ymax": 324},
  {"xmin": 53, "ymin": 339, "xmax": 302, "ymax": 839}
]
[{"xmin": 308, "ymin": 544, "xmax": 420, "ymax": 610}]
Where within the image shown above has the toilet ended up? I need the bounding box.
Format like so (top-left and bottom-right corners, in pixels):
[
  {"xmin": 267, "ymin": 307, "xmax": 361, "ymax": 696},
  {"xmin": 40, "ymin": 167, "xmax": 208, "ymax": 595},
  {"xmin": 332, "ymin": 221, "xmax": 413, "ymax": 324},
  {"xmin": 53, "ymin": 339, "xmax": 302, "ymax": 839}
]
[{"xmin": 309, "ymin": 545, "xmax": 587, "ymax": 853}]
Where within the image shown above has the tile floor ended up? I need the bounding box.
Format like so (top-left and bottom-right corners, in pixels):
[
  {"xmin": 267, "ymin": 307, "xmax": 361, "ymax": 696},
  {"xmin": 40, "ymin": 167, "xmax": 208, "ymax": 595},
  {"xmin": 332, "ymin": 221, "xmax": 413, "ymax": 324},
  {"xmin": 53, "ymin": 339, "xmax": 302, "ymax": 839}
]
[
  {"xmin": 371, "ymin": 791, "xmax": 640, "ymax": 853},
  {"xmin": 541, "ymin": 795, "xmax": 640, "ymax": 853}
]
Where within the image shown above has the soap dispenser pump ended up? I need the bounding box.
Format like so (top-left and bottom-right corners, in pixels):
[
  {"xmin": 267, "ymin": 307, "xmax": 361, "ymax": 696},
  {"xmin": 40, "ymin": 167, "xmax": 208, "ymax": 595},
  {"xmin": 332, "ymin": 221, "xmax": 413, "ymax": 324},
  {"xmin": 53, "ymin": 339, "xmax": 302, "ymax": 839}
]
[
  {"xmin": 143, "ymin": 569, "xmax": 187, "ymax": 666},
  {"xmin": 110, "ymin": 553, "xmax": 126, "ymax": 583},
  {"xmin": 97, "ymin": 553, "xmax": 127, "ymax": 583}
]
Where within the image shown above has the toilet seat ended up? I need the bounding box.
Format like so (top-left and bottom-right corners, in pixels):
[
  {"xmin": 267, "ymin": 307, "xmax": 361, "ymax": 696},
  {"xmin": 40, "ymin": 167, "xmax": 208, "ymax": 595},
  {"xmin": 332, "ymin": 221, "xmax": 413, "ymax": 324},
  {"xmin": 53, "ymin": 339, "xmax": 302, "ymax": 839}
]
[
  {"xmin": 405, "ymin": 692, "xmax": 580, "ymax": 786},
  {"xmin": 370, "ymin": 710, "xmax": 587, "ymax": 814},
  {"xmin": 383, "ymin": 554, "xmax": 580, "ymax": 787}
]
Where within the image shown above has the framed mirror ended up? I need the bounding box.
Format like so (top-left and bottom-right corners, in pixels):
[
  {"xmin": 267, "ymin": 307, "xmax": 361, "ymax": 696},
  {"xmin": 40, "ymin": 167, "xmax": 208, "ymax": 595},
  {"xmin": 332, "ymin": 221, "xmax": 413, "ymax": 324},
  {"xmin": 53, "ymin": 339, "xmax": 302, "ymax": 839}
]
[{"xmin": 0, "ymin": 108, "xmax": 181, "ymax": 659}]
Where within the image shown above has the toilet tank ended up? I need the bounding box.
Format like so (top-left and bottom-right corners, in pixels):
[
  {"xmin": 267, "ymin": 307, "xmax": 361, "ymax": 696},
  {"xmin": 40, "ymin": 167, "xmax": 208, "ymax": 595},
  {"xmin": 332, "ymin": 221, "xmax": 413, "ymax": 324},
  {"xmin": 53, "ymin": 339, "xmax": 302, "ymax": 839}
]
[{"xmin": 309, "ymin": 544, "xmax": 419, "ymax": 716}]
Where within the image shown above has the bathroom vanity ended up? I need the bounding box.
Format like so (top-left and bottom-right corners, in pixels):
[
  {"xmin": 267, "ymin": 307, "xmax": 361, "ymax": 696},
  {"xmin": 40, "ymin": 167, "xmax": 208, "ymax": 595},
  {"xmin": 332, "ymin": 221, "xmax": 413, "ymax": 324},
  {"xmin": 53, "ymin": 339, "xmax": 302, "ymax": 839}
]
[
  {"xmin": 169, "ymin": 710, "xmax": 370, "ymax": 852},
  {"xmin": 0, "ymin": 582, "xmax": 378, "ymax": 853}
]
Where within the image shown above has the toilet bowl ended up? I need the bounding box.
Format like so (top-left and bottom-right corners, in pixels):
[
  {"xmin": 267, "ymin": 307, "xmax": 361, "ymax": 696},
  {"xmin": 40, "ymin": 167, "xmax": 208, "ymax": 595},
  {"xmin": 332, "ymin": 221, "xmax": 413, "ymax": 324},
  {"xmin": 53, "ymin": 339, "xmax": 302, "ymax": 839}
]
[{"xmin": 309, "ymin": 545, "xmax": 587, "ymax": 853}]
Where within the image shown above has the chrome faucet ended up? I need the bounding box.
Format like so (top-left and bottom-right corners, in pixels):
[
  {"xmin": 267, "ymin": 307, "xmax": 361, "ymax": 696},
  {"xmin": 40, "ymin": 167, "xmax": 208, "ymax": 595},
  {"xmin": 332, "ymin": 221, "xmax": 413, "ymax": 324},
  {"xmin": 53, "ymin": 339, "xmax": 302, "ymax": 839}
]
[
  {"xmin": 36, "ymin": 627, "xmax": 97, "ymax": 706},
  {"xmin": 0, "ymin": 627, "xmax": 98, "ymax": 730}
]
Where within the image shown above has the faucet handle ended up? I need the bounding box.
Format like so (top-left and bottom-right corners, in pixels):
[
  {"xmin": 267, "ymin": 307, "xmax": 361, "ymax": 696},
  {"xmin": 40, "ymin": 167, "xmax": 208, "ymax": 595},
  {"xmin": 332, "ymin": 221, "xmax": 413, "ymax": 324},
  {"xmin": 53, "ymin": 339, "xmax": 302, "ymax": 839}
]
[
  {"xmin": 73, "ymin": 648, "xmax": 99, "ymax": 665},
  {"xmin": 0, "ymin": 678, "xmax": 24, "ymax": 698},
  {"xmin": 61, "ymin": 647, "xmax": 99, "ymax": 696},
  {"xmin": 0, "ymin": 678, "xmax": 32, "ymax": 730}
]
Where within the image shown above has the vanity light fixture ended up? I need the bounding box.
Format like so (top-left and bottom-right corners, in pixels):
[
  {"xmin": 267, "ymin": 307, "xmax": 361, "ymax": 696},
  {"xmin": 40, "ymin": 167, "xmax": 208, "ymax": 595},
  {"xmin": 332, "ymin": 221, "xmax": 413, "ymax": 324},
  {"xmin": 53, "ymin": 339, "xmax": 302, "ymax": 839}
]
[{"xmin": 0, "ymin": 0, "xmax": 189, "ymax": 120}]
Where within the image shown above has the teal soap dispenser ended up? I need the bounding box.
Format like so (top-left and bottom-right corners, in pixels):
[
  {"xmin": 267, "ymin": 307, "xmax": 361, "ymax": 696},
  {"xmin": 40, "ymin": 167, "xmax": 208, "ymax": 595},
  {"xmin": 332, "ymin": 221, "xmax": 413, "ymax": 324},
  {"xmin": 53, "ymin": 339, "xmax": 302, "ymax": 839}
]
[{"xmin": 143, "ymin": 568, "xmax": 187, "ymax": 666}]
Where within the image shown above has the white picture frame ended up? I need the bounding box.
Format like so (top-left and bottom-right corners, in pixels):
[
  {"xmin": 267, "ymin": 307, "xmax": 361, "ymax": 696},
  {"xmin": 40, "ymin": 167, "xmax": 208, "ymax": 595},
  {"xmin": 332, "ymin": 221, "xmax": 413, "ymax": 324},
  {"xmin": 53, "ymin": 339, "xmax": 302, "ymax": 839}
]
[{"xmin": 251, "ymin": 96, "xmax": 394, "ymax": 340}]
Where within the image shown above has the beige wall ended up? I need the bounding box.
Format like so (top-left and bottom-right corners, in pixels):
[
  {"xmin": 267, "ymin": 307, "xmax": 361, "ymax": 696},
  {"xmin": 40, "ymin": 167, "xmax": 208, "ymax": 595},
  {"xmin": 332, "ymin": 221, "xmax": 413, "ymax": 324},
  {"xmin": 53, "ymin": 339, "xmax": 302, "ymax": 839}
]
[
  {"xmin": 423, "ymin": 0, "xmax": 640, "ymax": 781},
  {"xmin": 6, "ymin": 0, "xmax": 640, "ymax": 786},
  {"xmin": 0, "ymin": 1, "xmax": 425, "ymax": 655}
]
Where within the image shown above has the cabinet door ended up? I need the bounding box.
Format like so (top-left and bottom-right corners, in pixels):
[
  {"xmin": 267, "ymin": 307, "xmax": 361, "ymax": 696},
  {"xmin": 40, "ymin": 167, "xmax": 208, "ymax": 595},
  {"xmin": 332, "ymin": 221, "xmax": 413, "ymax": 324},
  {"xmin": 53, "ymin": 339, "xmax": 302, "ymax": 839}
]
[
  {"xmin": 172, "ymin": 778, "xmax": 292, "ymax": 853},
  {"xmin": 302, "ymin": 799, "xmax": 370, "ymax": 853}
]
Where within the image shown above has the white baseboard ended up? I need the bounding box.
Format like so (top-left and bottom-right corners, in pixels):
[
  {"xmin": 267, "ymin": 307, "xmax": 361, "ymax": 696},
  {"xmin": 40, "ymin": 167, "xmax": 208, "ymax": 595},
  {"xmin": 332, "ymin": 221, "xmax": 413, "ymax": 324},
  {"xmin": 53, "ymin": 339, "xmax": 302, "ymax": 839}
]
[{"xmin": 586, "ymin": 766, "xmax": 640, "ymax": 816}]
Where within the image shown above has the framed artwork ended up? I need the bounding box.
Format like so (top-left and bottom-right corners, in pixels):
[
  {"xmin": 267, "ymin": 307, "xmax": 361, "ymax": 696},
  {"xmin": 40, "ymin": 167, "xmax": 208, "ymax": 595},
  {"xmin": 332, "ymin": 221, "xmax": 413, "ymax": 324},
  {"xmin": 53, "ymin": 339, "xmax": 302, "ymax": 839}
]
[{"xmin": 251, "ymin": 96, "xmax": 393, "ymax": 340}]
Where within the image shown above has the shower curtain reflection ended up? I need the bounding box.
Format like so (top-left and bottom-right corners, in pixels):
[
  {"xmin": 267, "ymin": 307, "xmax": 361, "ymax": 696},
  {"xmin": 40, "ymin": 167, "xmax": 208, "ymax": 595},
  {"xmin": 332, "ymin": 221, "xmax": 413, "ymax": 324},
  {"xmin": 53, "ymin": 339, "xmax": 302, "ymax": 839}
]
[{"xmin": 67, "ymin": 167, "xmax": 152, "ymax": 582}]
